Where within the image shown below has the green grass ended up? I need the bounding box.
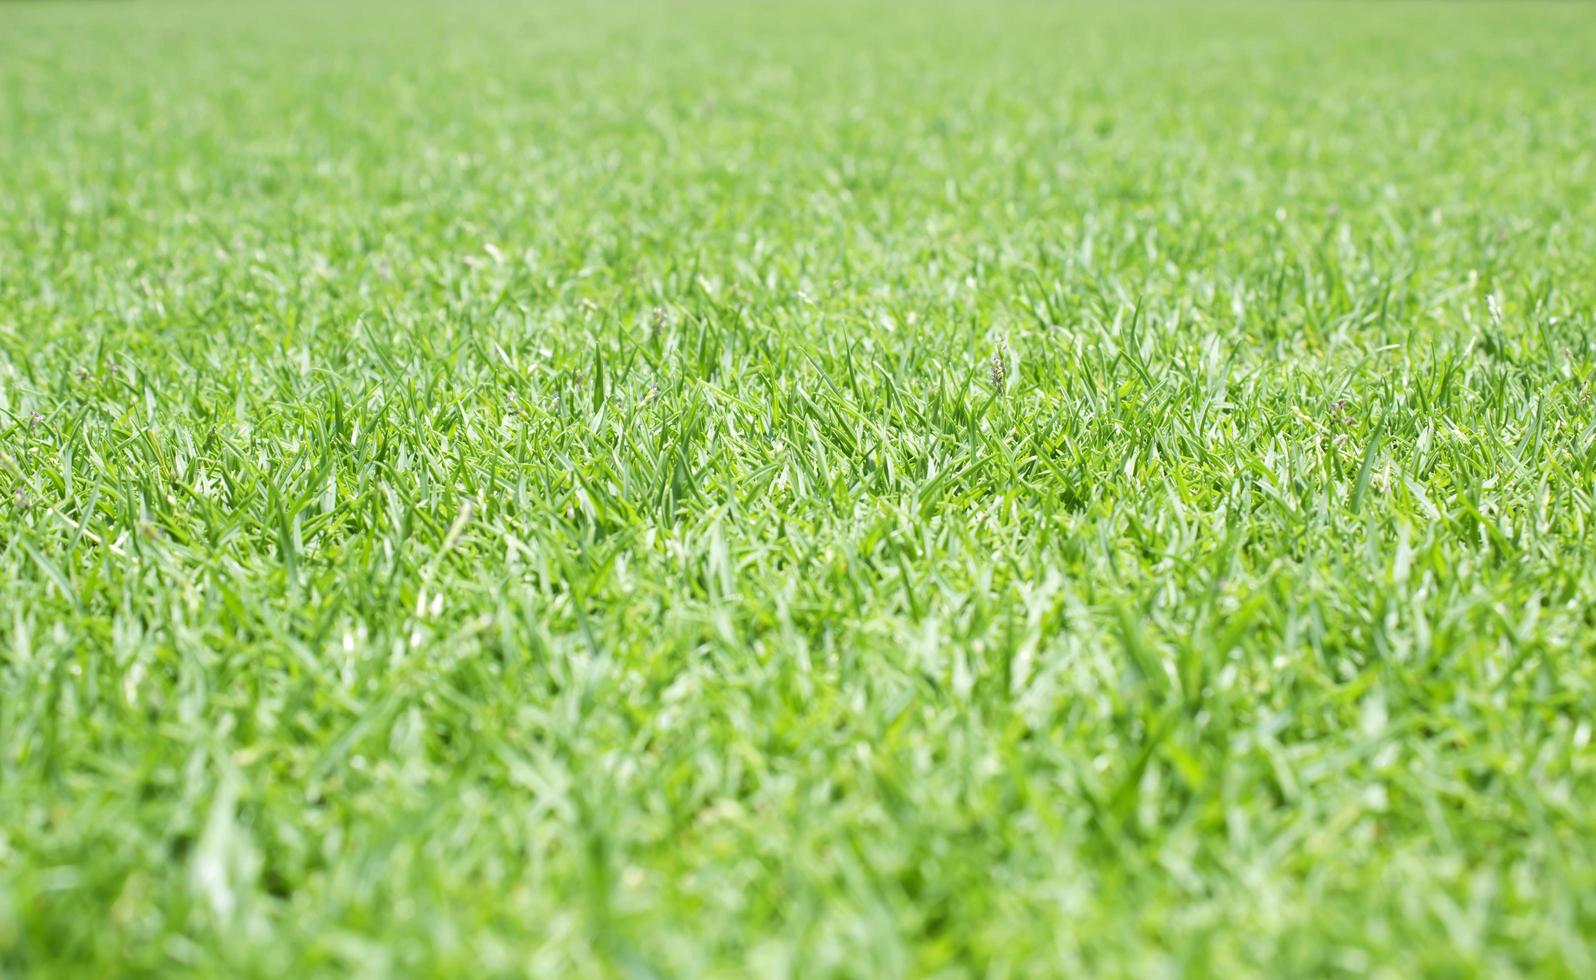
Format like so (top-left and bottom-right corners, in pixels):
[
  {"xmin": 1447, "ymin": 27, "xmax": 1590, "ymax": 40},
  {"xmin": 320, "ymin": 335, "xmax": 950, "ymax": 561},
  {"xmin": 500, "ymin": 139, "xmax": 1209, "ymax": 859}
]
[{"xmin": 3, "ymin": 0, "xmax": 1596, "ymax": 975}]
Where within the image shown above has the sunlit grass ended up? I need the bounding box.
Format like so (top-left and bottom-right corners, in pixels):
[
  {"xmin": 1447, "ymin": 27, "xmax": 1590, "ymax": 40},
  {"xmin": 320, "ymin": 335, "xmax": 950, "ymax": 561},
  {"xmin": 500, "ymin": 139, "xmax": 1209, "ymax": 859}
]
[{"xmin": 3, "ymin": 1, "xmax": 1595, "ymax": 975}]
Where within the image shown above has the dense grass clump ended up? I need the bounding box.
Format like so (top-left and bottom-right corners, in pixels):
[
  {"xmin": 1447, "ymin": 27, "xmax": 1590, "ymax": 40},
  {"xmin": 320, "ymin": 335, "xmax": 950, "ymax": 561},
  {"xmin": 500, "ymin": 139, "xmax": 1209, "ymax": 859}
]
[{"xmin": 3, "ymin": 0, "xmax": 1595, "ymax": 975}]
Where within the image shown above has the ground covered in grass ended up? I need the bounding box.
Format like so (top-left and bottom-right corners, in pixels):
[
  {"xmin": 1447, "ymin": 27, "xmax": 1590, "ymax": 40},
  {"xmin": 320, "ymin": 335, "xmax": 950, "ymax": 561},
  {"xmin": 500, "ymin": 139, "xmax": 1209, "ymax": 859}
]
[{"xmin": 3, "ymin": 0, "xmax": 1595, "ymax": 975}]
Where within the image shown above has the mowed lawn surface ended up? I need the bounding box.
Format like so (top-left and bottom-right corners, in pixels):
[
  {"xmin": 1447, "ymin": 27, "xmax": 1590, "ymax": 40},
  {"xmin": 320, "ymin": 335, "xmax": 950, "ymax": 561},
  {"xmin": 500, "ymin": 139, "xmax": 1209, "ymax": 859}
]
[{"xmin": 3, "ymin": 0, "xmax": 1595, "ymax": 975}]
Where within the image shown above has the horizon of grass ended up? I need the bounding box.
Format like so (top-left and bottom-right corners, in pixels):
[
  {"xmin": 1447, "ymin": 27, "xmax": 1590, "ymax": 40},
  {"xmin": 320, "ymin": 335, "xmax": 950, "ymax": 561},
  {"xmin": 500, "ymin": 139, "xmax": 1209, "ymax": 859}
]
[{"xmin": 3, "ymin": 0, "xmax": 1595, "ymax": 976}]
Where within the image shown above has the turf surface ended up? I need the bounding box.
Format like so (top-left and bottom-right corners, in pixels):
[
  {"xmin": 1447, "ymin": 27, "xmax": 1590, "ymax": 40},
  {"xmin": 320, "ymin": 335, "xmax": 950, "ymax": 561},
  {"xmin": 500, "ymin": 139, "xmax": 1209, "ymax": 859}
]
[{"xmin": 3, "ymin": 0, "xmax": 1596, "ymax": 975}]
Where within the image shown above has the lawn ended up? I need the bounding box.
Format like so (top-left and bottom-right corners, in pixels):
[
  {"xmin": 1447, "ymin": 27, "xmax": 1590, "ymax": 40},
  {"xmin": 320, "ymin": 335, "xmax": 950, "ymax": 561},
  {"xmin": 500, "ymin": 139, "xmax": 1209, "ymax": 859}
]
[{"xmin": 3, "ymin": 0, "xmax": 1595, "ymax": 975}]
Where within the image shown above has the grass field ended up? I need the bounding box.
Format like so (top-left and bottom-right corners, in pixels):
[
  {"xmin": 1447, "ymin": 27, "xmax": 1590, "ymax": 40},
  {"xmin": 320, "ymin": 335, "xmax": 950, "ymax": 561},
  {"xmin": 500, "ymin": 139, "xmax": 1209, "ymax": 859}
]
[{"xmin": 4, "ymin": 0, "xmax": 1596, "ymax": 975}]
